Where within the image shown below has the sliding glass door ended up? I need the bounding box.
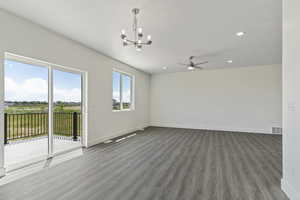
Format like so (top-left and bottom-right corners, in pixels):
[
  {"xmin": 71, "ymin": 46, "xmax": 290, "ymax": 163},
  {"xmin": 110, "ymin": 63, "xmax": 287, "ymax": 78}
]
[
  {"xmin": 4, "ymin": 59, "xmax": 49, "ymax": 166},
  {"xmin": 53, "ymin": 69, "xmax": 82, "ymax": 153},
  {"xmin": 4, "ymin": 54, "xmax": 85, "ymax": 168}
]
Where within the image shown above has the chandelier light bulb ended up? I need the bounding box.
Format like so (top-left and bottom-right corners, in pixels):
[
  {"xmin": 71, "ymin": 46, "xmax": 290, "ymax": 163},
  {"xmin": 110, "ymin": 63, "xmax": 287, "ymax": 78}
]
[
  {"xmin": 121, "ymin": 30, "xmax": 126, "ymax": 39},
  {"xmin": 138, "ymin": 28, "xmax": 143, "ymax": 38},
  {"xmin": 147, "ymin": 35, "xmax": 151, "ymax": 40}
]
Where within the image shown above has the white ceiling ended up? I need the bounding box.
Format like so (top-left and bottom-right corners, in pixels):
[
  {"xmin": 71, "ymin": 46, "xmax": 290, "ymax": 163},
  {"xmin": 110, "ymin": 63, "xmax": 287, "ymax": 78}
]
[{"xmin": 0, "ymin": 0, "xmax": 282, "ymax": 74}]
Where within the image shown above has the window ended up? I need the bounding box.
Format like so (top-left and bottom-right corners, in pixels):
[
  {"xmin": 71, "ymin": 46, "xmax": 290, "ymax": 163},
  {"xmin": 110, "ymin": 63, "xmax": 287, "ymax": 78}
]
[{"xmin": 112, "ymin": 70, "xmax": 133, "ymax": 111}]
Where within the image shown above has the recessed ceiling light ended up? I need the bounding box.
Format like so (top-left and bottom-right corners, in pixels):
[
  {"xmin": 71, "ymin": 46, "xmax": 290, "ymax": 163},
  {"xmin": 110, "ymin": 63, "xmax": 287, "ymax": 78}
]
[
  {"xmin": 187, "ymin": 66, "xmax": 195, "ymax": 70},
  {"xmin": 163, "ymin": 67, "xmax": 168, "ymax": 70},
  {"xmin": 236, "ymin": 32, "xmax": 245, "ymax": 37},
  {"xmin": 227, "ymin": 60, "xmax": 233, "ymax": 63}
]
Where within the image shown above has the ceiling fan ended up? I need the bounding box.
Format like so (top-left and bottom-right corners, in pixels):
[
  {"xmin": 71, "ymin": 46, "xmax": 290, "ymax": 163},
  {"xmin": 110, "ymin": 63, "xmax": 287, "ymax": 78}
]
[{"xmin": 178, "ymin": 56, "xmax": 208, "ymax": 70}]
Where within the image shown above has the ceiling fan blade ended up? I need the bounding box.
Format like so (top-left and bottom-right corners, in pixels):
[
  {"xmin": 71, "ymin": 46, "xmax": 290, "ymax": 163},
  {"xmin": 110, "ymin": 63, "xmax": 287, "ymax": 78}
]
[
  {"xmin": 194, "ymin": 61, "xmax": 208, "ymax": 65},
  {"xmin": 178, "ymin": 62, "xmax": 189, "ymax": 66},
  {"xmin": 193, "ymin": 66, "xmax": 203, "ymax": 69}
]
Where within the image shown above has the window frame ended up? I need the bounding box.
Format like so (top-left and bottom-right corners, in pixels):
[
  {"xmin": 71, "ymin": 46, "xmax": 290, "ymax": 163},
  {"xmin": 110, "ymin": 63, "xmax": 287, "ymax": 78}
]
[{"xmin": 112, "ymin": 69, "xmax": 134, "ymax": 112}]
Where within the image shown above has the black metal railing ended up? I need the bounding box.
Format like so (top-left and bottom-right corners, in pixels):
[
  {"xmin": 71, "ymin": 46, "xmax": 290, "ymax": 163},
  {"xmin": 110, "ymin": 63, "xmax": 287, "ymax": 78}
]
[{"xmin": 4, "ymin": 112, "xmax": 81, "ymax": 144}]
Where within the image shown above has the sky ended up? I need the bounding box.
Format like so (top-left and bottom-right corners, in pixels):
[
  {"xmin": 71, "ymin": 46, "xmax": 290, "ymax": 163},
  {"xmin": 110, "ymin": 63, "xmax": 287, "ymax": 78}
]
[
  {"xmin": 113, "ymin": 71, "xmax": 131, "ymax": 103},
  {"xmin": 5, "ymin": 59, "xmax": 81, "ymax": 102}
]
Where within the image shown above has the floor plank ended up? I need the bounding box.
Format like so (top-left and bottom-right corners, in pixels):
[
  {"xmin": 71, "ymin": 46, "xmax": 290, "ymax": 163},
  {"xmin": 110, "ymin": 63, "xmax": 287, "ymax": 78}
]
[{"xmin": 0, "ymin": 127, "xmax": 289, "ymax": 200}]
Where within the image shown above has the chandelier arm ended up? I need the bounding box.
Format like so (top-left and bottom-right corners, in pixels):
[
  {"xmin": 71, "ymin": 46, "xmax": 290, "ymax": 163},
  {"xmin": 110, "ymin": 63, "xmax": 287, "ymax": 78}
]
[
  {"xmin": 125, "ymin": 43, "xmax": 136, "ymax": 46},
  {"xmin": 194, "ymin": 61, "xmax": 209, "ymax": 65},
  {"xmin": 139, "ymin": 42, "xmax": 151, "ymax": 45},
  {"xmin": 125, "ymin": 39, "xmax": 136, "ymax": 43},
  {"xmin": 126, "ymin": 39, "xmax": 149, "ymax": 45}
]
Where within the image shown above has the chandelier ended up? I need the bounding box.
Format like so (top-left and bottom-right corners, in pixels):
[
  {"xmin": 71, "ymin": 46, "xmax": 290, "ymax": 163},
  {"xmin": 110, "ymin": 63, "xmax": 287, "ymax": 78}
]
[{"xmin": 121, "ymin": 8, "xmax": 152, "ymax": 51}]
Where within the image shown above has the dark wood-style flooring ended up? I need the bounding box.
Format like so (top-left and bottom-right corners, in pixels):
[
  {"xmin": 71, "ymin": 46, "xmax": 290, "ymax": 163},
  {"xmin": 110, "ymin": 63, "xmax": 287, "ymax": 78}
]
[{"xmin": 0, "ymin": 127, "xmax": 289, "ymax": 200}]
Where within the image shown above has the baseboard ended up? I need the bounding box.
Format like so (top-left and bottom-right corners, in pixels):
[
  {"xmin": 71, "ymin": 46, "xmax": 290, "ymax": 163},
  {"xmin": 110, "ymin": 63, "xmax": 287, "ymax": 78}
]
[
  {"xmin": 0, "ymin": 167, "xmax": 5, "ymax": 178},
  {"xmin": 150, "ymin": 122, "xmax": 279, "ymax": 134},
  {"xmin": 87, "ymin": 126, "xmax": 148, "ymax": 147},
  {"xmin": 281, "ymin": 178, "xmax": 300, "ymax": 200}
]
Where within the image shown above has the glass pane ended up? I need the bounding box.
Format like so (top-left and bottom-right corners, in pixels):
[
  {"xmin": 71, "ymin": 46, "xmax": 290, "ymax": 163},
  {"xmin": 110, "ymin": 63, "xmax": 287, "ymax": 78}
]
[
  {"xmin": 53, "ymin": 69, "xmax": 82, "ymax": 153},
  {"xmin": 4, "ymin": 59, "xmax": 49, "ymax": 166},
  {"xmin": 122, "ymin": 74, "xmax": 132, "ymax": 109},
  {"xmin": 113, "ymin": 71, "xmax": 121, "ymax": 110}
]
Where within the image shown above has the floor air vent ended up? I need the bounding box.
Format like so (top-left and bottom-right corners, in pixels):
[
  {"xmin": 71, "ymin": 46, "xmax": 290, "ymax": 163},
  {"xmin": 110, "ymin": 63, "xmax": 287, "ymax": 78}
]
[
  {"xmin": 272, "ymin": 127, "xmax": 282, "ymax": 134},
  {"xmin": 115, "ymin": 133, "xmax": 137, "ymax": 143}
]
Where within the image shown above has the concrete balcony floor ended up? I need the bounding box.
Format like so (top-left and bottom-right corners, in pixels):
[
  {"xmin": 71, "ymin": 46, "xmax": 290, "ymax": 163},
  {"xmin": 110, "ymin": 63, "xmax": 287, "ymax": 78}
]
[{"xmin": 4, "ymin": 136, "xmax": 82, "ymax": 168}]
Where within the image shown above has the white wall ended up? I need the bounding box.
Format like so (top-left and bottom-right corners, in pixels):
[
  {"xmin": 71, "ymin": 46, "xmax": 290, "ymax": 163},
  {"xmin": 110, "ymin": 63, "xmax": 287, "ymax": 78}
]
[
  {"xmin": 150, "ymin": 65, "xmax": 282, "ymax": 134},
  {"xmin": 282, "ymin": 0, "xmax": 300, "ymax": 199},
  {"xmin": 0, "ymin": 9, "xmax": 150, "ymax": 176}
]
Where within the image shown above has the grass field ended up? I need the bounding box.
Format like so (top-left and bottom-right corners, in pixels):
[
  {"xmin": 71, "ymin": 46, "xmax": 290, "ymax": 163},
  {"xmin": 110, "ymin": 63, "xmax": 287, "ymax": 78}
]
[
  {"xmin": 5, "ymin": 104, "xmax": 81, "ymax": 114},
  {"xmin": 5, "ymin": 103, "xmax": 82, "ymax": 142}
]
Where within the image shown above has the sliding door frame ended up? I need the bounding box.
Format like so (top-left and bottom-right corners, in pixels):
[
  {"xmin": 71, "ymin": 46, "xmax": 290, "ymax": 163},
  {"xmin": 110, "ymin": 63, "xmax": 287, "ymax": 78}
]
[
  {"xmin": 50, "ymin": 64, "xmax": 87, "ymax": 154},
  {"xmin": 48, "ymin": 67, "xmax": 54, "ymax": 156},
  {"xmin": 5, "ymin": 53, "xmax": 87, "ymax": 160}
]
